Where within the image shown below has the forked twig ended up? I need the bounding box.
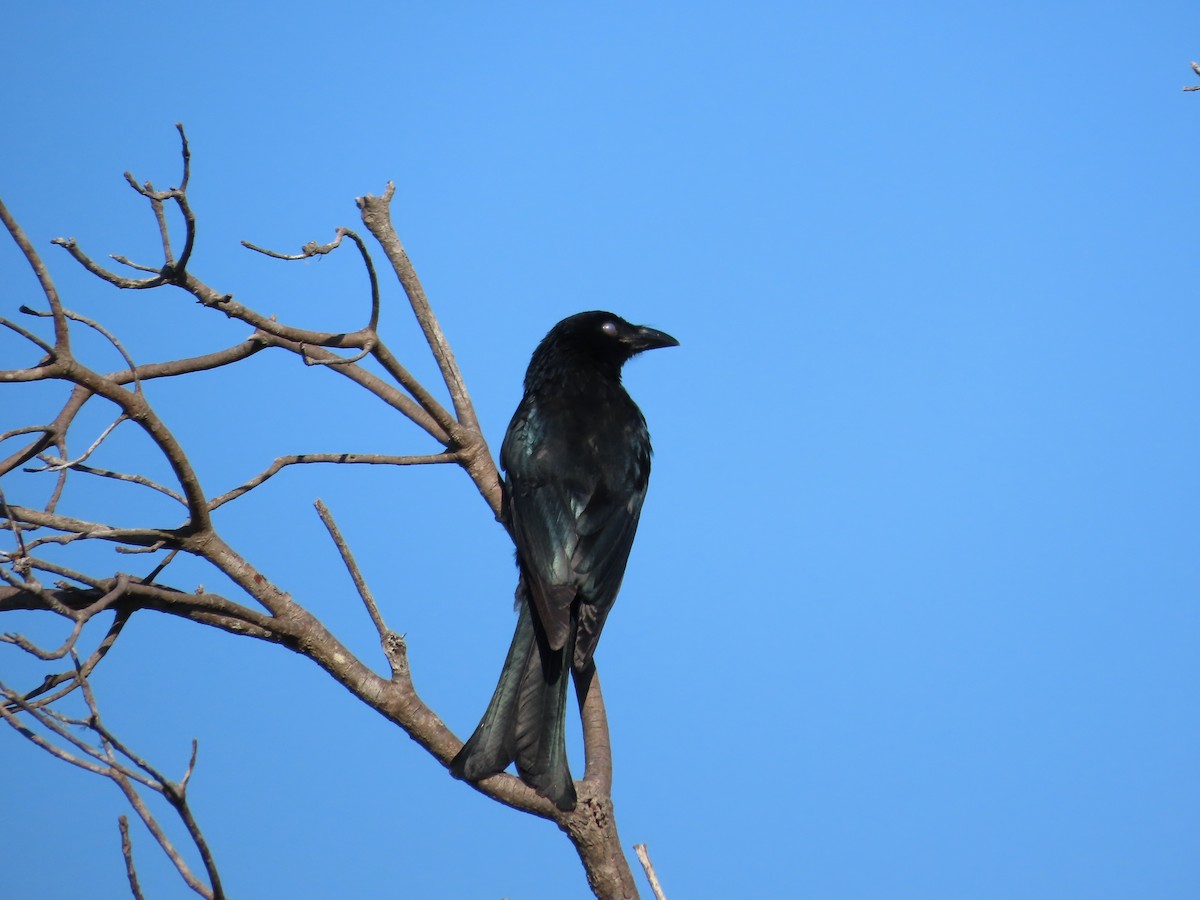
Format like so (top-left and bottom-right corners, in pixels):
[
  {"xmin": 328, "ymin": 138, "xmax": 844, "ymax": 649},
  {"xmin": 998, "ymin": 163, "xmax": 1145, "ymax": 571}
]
[{"xmin": 0, "ymin": 573, "xmax": 128, "ymax": 660}]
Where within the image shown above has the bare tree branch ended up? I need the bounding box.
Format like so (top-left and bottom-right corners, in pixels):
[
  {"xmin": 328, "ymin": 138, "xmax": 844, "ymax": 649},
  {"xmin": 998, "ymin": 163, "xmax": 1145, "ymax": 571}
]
[{"xmin": 0, "ymin": 128, "xmax": 639, "ymax": 899}]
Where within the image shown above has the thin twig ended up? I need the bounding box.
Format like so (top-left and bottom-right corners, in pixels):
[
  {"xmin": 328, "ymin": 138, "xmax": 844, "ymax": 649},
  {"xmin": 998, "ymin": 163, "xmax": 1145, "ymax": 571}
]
[
  {"xmin": 0, "ymin": 425, "xmax": 56, "ymax": 444},
  {"xmin": 119, "ymin": 816, "xmax": 147, "ymax": 900},
  {"xmin": 4, "ymin": 505, "xmax": 182, "ymax": 552},
  {"xmin": 300, "ymin": 342, "xmax": 375, "ymax": 367},
  {"xmin": 110, "ymin": 255, "xmax": 163, "ymax": 274},
  {"xmin": 176, "ymin": 123, "xmax": 192, "ymax": 192},
  {"xmin": 0, "ymin": 316, "xmax": 55, "ymax": 357},
  {"xmin": 180, "ymin": 739, "xmax": 199, "ymax": 794},
  {"xmin": 123, "ymin": 172, "xmax": 172, "ymax": 202},
  {"xmin": 634, "ymin": 844, "xmax": 668, "ymax": 900},
  {"xmin": 313, "ymin": 499, "xmax": 390, "ymax": 651},
  {"xmin": 172, "ymin": 134, "xmax": 198, "ymax": 272},
  {"xmin": 242, "ymin": 234, "xmax": 346, "ymax": 260},
  {"xmin": 342, "ymin": 229, "xmax": 381, "ymax": 332},
  {"xmin": 142, "ymin": 547, "xmax": 180, "ymax": 584},
  {"xmin": 28, "ymin": 415, "xmax": 128, "ymax": 471},
  {"xmin": 30, "ymin": 455, "xmax": 186, "ymax": 506},
  {"xmin": 0, "ymin": 388, "xmax": 87, "ymax": 484},
  {"xmin": 0, "ymin": 486, "xmax": 30, "ymax": 571},
  {"xmin": 209, "ymin": 451, "xmax": 457, "ymax": 510},
  {"xmin": 116, "ymin": 541, "xmax": 169, "ymax": 555},
  {"xmin": 0, "ymin": 197, "xmax": 69, "ymax": 350},
  {"xmin": 8, "ymin": 554, "xmax": 105, "ymax": 589},
  {"xmin": 52, "ymin": 237, "xmax": 165, "ymax": 289},
  {"xmin": 150, "ymin": 195, "xmax": 174, "ymax": 266}
]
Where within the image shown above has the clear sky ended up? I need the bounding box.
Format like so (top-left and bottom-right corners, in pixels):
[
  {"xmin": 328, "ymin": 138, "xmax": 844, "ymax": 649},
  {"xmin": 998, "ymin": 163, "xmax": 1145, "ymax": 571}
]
[{"xmin": 2, "ymin": 3, "xmax": 1198, "ymax": 898}]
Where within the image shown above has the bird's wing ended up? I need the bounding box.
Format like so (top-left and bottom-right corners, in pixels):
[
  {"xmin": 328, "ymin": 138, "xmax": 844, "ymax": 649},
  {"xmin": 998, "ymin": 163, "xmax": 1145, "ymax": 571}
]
[
  {"xmin": 570, "ymin": 440, "xmax": 650, "ymax": 666},
  {"xmin": 506, "ymin": 476, "xmax": 581, "ymax": 651},
  {"xmin": 502, "ymin": 400, "xmax": 582, "ymax": 650}
]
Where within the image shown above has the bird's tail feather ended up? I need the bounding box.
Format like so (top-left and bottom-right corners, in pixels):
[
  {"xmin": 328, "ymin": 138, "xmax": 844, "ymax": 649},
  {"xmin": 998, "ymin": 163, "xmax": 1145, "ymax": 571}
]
[{"xmin": 449, "ymin": 599, "xmax": 577, "ymax": 810}]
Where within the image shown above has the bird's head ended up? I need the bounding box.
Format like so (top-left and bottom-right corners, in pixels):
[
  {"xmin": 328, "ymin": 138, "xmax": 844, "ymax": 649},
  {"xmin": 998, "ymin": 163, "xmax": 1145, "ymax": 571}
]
[{"xmin": 536, "ymin": 311, "xmax": 679, "ymax": 370}]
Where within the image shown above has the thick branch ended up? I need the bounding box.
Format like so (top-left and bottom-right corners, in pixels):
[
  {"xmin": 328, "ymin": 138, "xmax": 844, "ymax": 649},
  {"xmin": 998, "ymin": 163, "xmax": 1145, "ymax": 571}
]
[
  {"xmin": 576, "ymin": 664, "xmax": 614, "ymax": 795},
  {"xmin": 109, "ymin": 337, "xmax": 268, "ymax": 383}
]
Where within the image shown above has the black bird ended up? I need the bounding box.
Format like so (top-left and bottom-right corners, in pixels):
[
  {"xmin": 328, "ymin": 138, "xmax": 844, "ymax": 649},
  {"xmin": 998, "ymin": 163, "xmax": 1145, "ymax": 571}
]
[{"xmin": 450, "ymin": 311, "xmax": 678, "ymax": 810}]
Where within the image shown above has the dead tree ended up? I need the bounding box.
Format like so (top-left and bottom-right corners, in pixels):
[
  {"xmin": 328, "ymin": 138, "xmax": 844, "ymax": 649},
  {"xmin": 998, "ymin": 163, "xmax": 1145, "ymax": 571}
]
[{"xmin": 0, "ymin": 126, "xmax": 657, "ymax": 899}]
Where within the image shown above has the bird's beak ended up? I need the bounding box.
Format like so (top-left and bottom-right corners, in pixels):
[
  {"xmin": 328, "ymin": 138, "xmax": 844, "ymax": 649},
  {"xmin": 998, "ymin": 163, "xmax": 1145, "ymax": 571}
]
[{"xmin": 626, "ymin": 325, "xmax": 680, "ymax": 352}]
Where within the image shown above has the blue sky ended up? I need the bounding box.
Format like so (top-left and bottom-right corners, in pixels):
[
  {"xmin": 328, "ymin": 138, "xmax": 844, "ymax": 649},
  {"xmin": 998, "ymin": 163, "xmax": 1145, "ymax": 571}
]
[{"xmin": 2, "ymin": 3, "xmax": 1198, "ymax": 898}]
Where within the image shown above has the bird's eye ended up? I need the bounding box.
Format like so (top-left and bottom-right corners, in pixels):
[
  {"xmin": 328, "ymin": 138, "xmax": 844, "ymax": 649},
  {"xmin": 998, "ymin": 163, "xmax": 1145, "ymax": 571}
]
[{"xmin": 601, "ymin": 321, "xmax": 618, "ymax": 337}]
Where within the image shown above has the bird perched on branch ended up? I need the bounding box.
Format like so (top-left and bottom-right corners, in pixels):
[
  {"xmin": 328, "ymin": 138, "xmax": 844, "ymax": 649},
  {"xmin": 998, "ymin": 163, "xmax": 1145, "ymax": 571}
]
[{"xmin": 450, "ymin": 311, "xmax": 678, "ymax": 810}]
